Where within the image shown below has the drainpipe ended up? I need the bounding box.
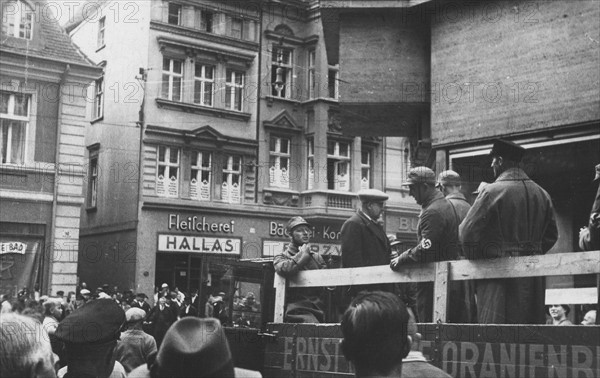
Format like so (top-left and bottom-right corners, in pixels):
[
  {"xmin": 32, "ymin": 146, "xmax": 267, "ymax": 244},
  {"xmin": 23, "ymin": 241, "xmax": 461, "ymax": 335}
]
[
  {"xmin": 48, "ymin": 64, "xmax": 71, "ymax": 295},
  {"xmin": 254, "ymin": 4, "xmax": 264, "ymax": 203}
]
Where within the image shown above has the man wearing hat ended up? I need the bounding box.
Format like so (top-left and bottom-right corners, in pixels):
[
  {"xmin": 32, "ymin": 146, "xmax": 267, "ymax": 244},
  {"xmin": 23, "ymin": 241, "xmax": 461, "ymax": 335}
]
[
  {"xmin": 579, "ymin": 163, "xmax": 600, "ymax": 251},
  {"xmin": 114, "ymin": 308, "xmax": 157, "ymax": 373},
  {"xmin": 55, "ymin": 298, "xmax": 127, "ymax": 378},
  {"xmin": 131, "ymin": 292, "xmax": 152, "ymax": 314},
  {"xmin": 460, "ymin": 139, "xmax": 558, "ymax": 324},
  {"xmin": 391, "ymin": 167, "xmax": 461, "ymax": 323},
  {"xmin": 273, "ymin": 216, "xmax": 327, "ymax": 322},
  {"xmin": 545, "ymin": 304, "xmax": 573, "ymax": 326},
  {"xmin": 128, "ymin": 317, "xmax": 261, "ymax": 377}
]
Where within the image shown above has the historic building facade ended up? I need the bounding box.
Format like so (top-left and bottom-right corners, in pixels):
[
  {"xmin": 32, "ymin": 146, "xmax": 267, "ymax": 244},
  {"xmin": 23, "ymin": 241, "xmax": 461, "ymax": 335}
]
[{"xmin": 0, "ymin": 0, "xmax": 101, "ymax": 296}]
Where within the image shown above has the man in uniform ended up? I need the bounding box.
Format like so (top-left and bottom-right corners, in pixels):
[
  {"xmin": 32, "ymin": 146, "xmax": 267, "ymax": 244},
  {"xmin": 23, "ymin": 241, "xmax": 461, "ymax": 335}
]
[
  {"xmin": 390, "ymin": 167, "xmax": 461, "ymax": 323},
  {"xmin": 436, "ymin": 170, "xmax": 477, "ymax": 323},
  {"xmin": 341, "ymin": 189, "xmax": 392, "ymax": 295},
  {"xmin": 460, "ymin": 139, "xmax": 558, "ymax": 324}
]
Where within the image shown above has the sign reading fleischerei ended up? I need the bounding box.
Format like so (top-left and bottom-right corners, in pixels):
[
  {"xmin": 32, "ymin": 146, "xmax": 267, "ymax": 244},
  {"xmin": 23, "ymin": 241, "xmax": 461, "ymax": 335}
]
[{"xmin": 158, "ymin": 235, "xmax": 241, "ymax": 255}]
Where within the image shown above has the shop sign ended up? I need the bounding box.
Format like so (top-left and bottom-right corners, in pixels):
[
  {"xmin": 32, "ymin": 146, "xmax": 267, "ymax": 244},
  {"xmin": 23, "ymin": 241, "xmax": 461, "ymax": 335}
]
[
  {"xmin": 0, "ymin": 242, "xmax": 27, "ymax": 254},
  {"xmin": 0, "ymin": 239, "xmax": 40, "ymax": 298},
  {"xmin": 262, "ymin": 240, "xmax": 340, "ymax": 258},
  {"xmin": 269, "ymin": 222, "xmax": 342, "ymax": 241},
  {"xmin": 158, "ymin": 234, "xmax": 241, "ymax": 255},
  {"xmin": 168, "ymin": 214, "xmax": 235, "ymax": 234}
]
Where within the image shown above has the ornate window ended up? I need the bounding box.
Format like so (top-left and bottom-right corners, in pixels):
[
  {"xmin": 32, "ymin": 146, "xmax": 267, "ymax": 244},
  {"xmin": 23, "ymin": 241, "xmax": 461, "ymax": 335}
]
[
  {"xmin": 190, "ymin": 151, "xmax": 211, "ymax": 201},
  {"xmin": 327, "ymin": 140, "xmax": 350, "ymax": 191},
  {"xmin": 194, "ymin": 63, "xmax": 214, "ymax": 106},
  {"xmin": 269, "ymin": 136, "xmax": 290, "ymax": 188},
  {"xmin": 271, "ymin": 47, "xmax": 293, "ymax": 98},
  {"xmin": 225, "ymin": 69, "xmax": 244, "ymax": 111},
  {"xmin": 162, "ymin": 57, "xmax": 183, "ymax": 101},
  {"xmin": 1, "ymin": 0, "xmax": 34, "ymax": 39},
  {"xmin": 221, "ymin": 155, "xmax": 241, "ymax": 203},
  {"xmin": 0, "ymin": 92, "xmax": 30, "ymax": 165},
  {"xmin": 156, "ymin": 146, "xmax": 179, "ymax": 197}
]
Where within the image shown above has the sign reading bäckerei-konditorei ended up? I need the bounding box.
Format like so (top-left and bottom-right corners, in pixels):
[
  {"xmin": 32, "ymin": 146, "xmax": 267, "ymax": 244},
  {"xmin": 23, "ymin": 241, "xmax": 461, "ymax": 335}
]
[{"xmin": 158, "ymin": 235, "xmax": 241, "ymax": 255}]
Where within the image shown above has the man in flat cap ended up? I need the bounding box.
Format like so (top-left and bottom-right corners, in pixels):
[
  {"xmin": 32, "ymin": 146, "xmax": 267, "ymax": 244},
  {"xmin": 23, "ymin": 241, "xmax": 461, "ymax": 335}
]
[
  {"xmin": 579, "ymin": 163, "xmax": 600, "ymax": 251},
  {"xmin": 55, "ymin": 298, "xmax": 127, "ymax": 378},
  {"xmin": 114, "ymin": 308, "xmax": 157, "ymax": 373},
  {"xmin": 274, "ymin": 216, "xmax": 327, "ymax": 322},
  {"xmin": 341, "ymin": 189, "xmax": 394, "ymax": 295},
  {"xmin": 460, "ymin": 139, "xmax": 558, "ymax": 324},
  {"xmin": 391, "ymin": 167, "xmax": 461, "ymax": 323}
]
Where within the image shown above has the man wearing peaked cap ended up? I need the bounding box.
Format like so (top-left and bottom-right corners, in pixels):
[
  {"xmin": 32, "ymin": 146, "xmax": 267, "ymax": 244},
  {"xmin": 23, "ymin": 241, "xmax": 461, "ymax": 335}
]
[
  {"xmin": 391, "ymin": 167, "xmax": 461, "ymax": 323},
  {"xmin": 341, "ymin": 188, "xmax": 394, "ymax": 297},
  {"xmin": 55, "ymin": 298, "xmax": 127, "ymax": 378},
  {"xmin": 128, "ymin": 317, "xmax": 261, "ymax": 378},
  {"xmin": 579, "ymin": 163, "xmax": 600, "ymax": 252},
  {"xmin": 460, "ymin": 139, "xmax": 558, "ymax": 324}
]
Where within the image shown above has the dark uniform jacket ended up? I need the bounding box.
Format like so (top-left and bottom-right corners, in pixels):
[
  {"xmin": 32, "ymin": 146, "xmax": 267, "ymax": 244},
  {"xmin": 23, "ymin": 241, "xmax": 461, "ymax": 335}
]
[{"xmin": 459, "ymin": 168, "xmax": 558, "ymax": 324}]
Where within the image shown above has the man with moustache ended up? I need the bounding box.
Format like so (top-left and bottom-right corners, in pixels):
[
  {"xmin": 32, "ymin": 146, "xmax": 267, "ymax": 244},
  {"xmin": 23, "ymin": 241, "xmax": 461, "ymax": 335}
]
[
  {"xmin": 390, "ymin": 167, "xmax": 461, "ymax": 323},
  {"xmin": 460, "ymin": 139, "xmax": 558, "ymax": 324}
]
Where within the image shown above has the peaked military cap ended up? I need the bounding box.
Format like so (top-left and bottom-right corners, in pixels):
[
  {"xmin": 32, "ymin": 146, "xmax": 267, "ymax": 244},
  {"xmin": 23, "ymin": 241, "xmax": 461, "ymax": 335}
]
[
  {"xmin": 436, "ymin": 170, "xmax": 461, "ymax": 187},
  {"xmin": 489, "ymin": 139, "xmax": 525, "ymax": 162},
  {"xmin": 402, "ymin": 167, "xmax": 436, "ymax": 186},
  {"xmin": 286, "ymin": 216, "xmax": 311, "ymax": 233},
  {"xmin": 357, "ymin": 189, "xmax": 389, "ymax": 202}
]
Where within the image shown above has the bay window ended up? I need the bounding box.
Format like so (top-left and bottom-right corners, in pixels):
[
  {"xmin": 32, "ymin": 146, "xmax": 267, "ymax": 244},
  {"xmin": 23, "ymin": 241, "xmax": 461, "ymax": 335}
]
[
  {"xmin": 327, "ymin": 140, "xmax": 350, "ymax": 191},
  {"xmin": 269, "ymin": 136, "xmax": 290, "ymax": 188}
]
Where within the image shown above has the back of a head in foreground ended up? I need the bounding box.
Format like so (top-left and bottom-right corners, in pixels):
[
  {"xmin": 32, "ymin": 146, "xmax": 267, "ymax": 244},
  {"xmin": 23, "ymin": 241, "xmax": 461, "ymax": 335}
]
[
  {"xmin": 340, "ymin": 291, "xmax": 411, "ymax": 377},
  {"xmin": 0, "ymin": 312, "xmax": 56, "ymax": 378}
]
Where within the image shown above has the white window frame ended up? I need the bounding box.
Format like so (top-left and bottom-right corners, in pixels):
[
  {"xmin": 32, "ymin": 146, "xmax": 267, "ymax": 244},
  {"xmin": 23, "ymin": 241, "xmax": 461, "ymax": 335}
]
[
  {"xmin": 1, "ymin": 0, "xmax": 33, "ymax": 39},
  {"xmin": 167, "ymin": 2, "xmax": 182, "ymax": 25},
  {"xmin": 190, "ymin": 151, "xmax": 212, "ymax": 201},
  {"xmin": 225, "ymin": 69, "xmax": 244, "ymax": 111},
  {"xmin": 156, "ymin": 146, "xmax": 180, "ymax": 197},
  {"xmin": 271, "ymin": 47, "xmax": 293, "ymax": 99},
  {"xmin": 193, "ymin": 63, "xmax": 214, "ymax": 107},
  {"xmin": 361, "ymin": 148, "xmax": 372, "ymax": 190},
  {"xmin": 221, "ymin": 155, "xmax": 242, "ymax": 204},
  {"xmin": 269, "ymin": 136, "xmax": 290, "ymax": 189},
  {"xmin": 327, "ymin": 140, "xmax": 351, "ymax": 191},
  {"xmin": 0, "ymin": 91, "xmax": 31, "ymax": 165},
  {"xmin": 308, "ymin": 50, "xmax": 316, "ymax": 99},
  {"xmin": 328, "ymin": 65, "xmax": 339, "ymax": 100},
  {"xmin": 162, "ymin": 57, "xmax": 183, "ymax": 102},
  {"xmin": 97, "ymin": 16, "xmax": 105, "ymax": 48},
  {"xmin": 307, "ymin": 139, "xmax": 314, "ymax": 190},
  {"xmin": 93, "ymin": 77, "xmax": 104, "ymax": 120}
]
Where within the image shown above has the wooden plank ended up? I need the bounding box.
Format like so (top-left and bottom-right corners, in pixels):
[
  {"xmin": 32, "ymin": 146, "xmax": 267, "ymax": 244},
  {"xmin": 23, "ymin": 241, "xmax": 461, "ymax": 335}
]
[
  {"xmin": 433, "ymin": 261, "xmax": 449, "ymax": 323},
  {"xmin": 545, "ymin": 288, "xmax": 598, "ymax": 305},
  {"xmin": 287, "ymin": 263, "xmax": 436, "ymax": 288},
  {"xmin": 449, "ymin": 251, "xmax": 600, "ymax": 281},
  {"xmin": 273, "ymin": 273, "xmax": 286, "ymax": 323}
]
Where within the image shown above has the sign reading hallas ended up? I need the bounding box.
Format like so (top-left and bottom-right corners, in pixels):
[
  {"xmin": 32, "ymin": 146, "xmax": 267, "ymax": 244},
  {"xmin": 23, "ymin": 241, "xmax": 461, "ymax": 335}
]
[{"xmin": 158, "ymin": 235, "xmax": 241, "ymax": 255}]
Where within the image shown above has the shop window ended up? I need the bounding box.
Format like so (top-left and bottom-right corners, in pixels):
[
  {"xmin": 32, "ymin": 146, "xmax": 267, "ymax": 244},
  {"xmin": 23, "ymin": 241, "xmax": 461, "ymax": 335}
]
[
  {"xmin": 328, "ymin": 65, "xmax": 339, "ymax": 99},
  {"xmin": 195, "ymin": 8, "xmax": 213, "ymax": 32},
  {"xmin": 271, "ymin": 47, "xmax": 293, "ymax": 98},
  {"xmin": 167, "ymin": 3, "xmax": 182, "ymax": 25},
  {"xmin": 157, "ymin": 146, "xmax": 179, "ymax": 197},
  {"xmin": 225, "ymin": 69, "xmax": 244, "ymax": 111},
  {"xmin": 194, "ymin": 63, "xmax": 214, "ymax": 107},
  {"xmin": 162, "ymin": 57, "xmax": 183, "ymax": 102},
  {"xmin": 0, "ymin": 91, "xmax": 30, "ymax": 165},
  {"xmin": 327, "ymin": 140, "xmax": 350, "ymax": 191},
  {"xmin": 190, "ymin": 151, "xmax": 211, "ymax": 201},
  {"xmin": 307, "ymin": 139, "xmax": 314, "ymax": 190},
  {"xmin": 1, "ymin": 0, "xmax": 34, "ymax": 39},
  {"xmin": 361, "ymin": 148, "xmax": 372, "ymax": 189},
  {"xmin": 93, "ymin": 77, "xmax": 104, "ymax": 120},
  {"xmin": 269, "ymin": 136, "xmax": 290, "ymax": 188},
  {"xmin": 87, "ymin": 146, "xmax": 99, "ymax": 209},
  {"xmin": 221, "ymin": 155, "xmax": 241, "ymax": 203},
  {"xmin": 97, "ymin": 16, "xmax": 105, "ymax": 48},
  {"xmin": 308, "ymin": 50, "xmax": 316, "ymax": 99}
]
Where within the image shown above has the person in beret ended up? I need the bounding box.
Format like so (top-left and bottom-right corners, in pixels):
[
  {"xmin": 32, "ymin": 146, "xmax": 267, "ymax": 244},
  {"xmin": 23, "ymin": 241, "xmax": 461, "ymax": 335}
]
[
  {"xmin": 391, "ymin": 167, "xmax": 461, "ymax": 323},
  {"xmin": 55, "ymin": 298, "xmax": 127, "ymax": 378},
  {"xmin": 341, "ymin": 189, "xmax": 395, "ymax": 296},
  {"xmin": 128, "ymin": 317, "xmax": 261, "ymax": 378},
  {"xmin": 545, "ymin": 304, "xmax": 573, "ymax": 326},
  {"xmin": 460, "ymin": 139, "xmax": 558, "ymax": 324},
  {"xmin": 579, "ymin": 163, "xmax": 600, "ymax": 252},
  {"xmin": 273, "ymin": 216, "xmax": 327, "ymax": 323},
  {"xmin": 114, "ymin": 308, "xmax": 157, "ymax": 373}
]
